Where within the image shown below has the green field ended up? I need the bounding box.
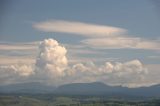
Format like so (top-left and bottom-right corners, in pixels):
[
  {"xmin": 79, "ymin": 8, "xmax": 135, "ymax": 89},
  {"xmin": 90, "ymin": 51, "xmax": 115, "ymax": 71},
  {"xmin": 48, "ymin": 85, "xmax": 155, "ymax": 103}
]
[{"xmin": 0, "ymin": 95, "xmax": 160, "ymax": 106}]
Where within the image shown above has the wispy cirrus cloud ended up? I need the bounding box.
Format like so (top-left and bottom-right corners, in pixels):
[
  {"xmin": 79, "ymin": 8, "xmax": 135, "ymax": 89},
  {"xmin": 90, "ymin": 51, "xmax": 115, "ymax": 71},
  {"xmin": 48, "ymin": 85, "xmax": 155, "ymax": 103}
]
[
  {"xmin": 33, "ymin": 19, "xmax": 160, "ymax": 50},
  {"xmin": 0, "ymin": 42, "xmax": 38, "ymax": 50},
  {"xmin": 82, "ymin": 37, "xmax": 160, "ymax": 50},
  {"xmin": 0, "ymin": 42, "xmax": 38, "ymax": 65},
  {"xmin": 0, "ymin": 55, "xmax": 35, "ymax": 65},
  {"xmin": 33, "ymin": 20, "xmax": 126, "ymax": 37}
]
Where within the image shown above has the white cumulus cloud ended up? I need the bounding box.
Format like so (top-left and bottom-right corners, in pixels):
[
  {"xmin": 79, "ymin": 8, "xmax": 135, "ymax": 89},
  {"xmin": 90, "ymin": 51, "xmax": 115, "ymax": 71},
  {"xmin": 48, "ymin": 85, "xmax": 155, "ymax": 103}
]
[
  {"xmin": 64, "ymin": 60, "xmax": 148, "ymax": 88},
  {"xmin": 0, "ymin": 64, "xmax": 34, "ymax": 85}
]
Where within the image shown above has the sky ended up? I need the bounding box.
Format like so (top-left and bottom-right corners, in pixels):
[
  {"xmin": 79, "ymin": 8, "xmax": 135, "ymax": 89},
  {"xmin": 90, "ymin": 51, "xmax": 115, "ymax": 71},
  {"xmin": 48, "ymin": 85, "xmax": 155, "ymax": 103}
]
[{"xmin": 0, "ymin": 0, "xmax": 160, "ymax": 87}]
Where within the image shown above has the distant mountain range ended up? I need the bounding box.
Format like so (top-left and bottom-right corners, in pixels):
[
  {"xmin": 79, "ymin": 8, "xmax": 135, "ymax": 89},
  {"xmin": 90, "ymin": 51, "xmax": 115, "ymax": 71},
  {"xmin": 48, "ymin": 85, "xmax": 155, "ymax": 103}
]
[
  {"xmin": 55, "ymin": 82, "xmax": 160, "ymax": 97},
  {"xmin": 0, "ymin": 82, "xmax": 56, "ymax": 94},
  {"xmin": 0, "ymin": 82, "xmax": 160, "ymax": 97}
]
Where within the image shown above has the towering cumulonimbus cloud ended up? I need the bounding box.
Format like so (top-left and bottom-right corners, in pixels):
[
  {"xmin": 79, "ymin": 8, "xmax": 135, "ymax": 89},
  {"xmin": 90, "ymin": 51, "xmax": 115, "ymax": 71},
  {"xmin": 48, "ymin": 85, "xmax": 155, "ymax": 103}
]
[
  {"xmin": 35, "ymin": 39, "xmax": 68, "ymax": 82},
  {"xmin": 34, "ymin": 38, "xmax": 149, "ymax": 87},
  {"xmin": 0, "ymin": 38, "xmax": 154, "ymax": 87}
]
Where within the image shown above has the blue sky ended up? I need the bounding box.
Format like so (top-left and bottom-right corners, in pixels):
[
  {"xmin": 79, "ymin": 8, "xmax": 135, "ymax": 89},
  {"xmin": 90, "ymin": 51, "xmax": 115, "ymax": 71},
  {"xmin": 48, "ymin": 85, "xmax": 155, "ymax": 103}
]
[
  {"xmin": 1, "ymin": 0, "xmax": 160, "ymax": 42},
  {"xmin": 0, "ymin": 0, "xmax": 160, "ymax": 87}
]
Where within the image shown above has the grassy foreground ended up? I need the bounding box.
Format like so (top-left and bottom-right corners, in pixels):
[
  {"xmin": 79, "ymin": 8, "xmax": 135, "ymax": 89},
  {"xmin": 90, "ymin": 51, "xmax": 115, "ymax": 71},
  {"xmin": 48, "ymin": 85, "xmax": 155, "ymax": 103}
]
[{"xmin": 0, "ymin": 95, "xmax": 160, "ymax": 106}]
